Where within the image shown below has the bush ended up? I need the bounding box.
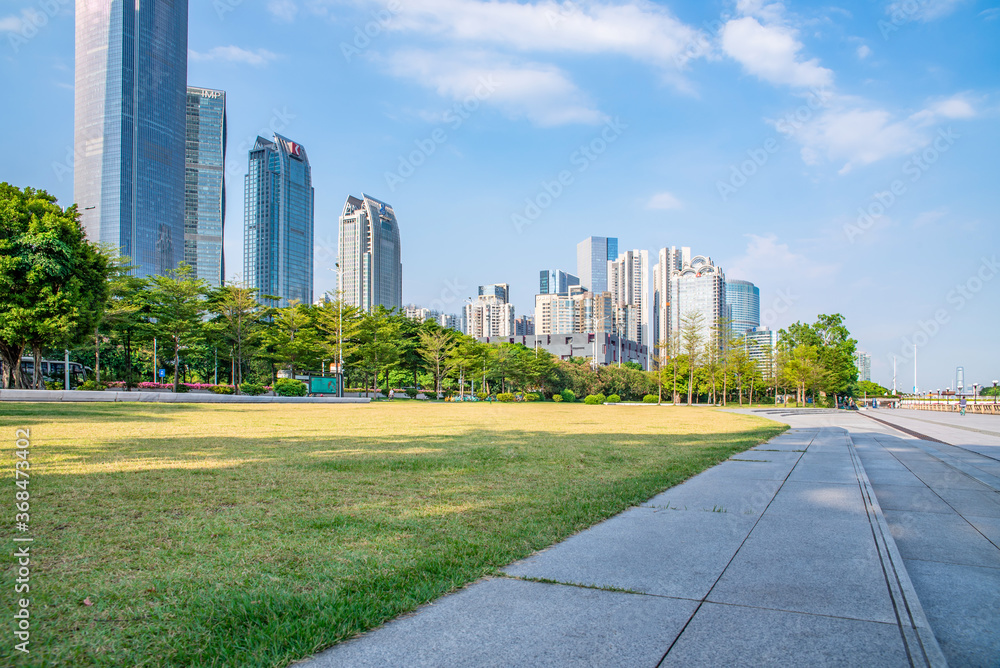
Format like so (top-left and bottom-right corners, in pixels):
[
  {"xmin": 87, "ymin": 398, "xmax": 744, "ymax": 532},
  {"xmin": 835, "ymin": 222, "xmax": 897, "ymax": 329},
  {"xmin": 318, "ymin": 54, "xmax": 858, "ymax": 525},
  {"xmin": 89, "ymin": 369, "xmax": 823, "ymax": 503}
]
[
  {"xmin": 240, "ymin": 382, "xmax": 266, "ymax": 396},
  {"xmin": 584, "ymin": 393, "xmax": 606, "ymax": 405},
  {"xmin": 274, "ymin": 378, "xmax": 307, "ymax": 397},
  {"xmin": 643, "ymin": 394, "xmax": 658, "ymax": 403},
  {"xmin": 77, "ymin": 380, "xmax": 105, "ymax": 391},
  {"xmin": 596, "ymin": 393, "xmax": 606, "ymax": 403},
  {"xmin": 497, "ymin": 392, "xmax": 515, "ymax": 402},
  {"xmin": 404, "ymin": 387, "xmax": 420, "ymax": 399},
  {"xmin": 606, "ymin": 394, "xmax": 621, "ymax": 403},
  {"xmin": 552, "ymin": 394, "xmax": 564, "ymax": 402},
  {"xmin": 559, "ymin": 389, "xmax": 575, "ymax": 403},
  {"xmin": 524, "ymin": 392, "xmax": 539, "ymax": 402},
  {"xmin": 174, "ymin": 383, "xmax": 190, "ymax": 393},
  {"xmin": 476, "ymin": 392, "xmax": 489, "ymax": 401},
  {"xmin": 210, "ymin": 385, "xmax": 234, "ymax": 395}
]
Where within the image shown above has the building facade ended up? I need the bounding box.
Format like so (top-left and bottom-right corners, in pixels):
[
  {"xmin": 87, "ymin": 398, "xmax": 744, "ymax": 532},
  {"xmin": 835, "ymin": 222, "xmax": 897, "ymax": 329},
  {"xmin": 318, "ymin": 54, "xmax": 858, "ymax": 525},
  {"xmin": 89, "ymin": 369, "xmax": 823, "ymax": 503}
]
[
  {"xmin": 244, "ymin": 135, "xmax": 315, "ymax": 307},
  {"xmin": 652, "ymin": 246, "xmax": 689, "ymax": 352},
  {"xmin": 465, "ymin": 296, "xmax": 515, "ymax": 338},
  {"xmin": 515, "ymin": 315, "xmax": 535, "ymax": 336},
  {"xmin": 670, "ymin": 254, "xmax": 726, "ymax": 349},
  {"xmin": 479, "ymin": 334, "xmax": 648, "ymax": 369},
  {"xmin": 609, "ymin": 249, "xmax": 649, "ymax": 348},
  {"xmin": 534, "ymin": 286, "xmax": 613, "ymax": 336},
  {"xmin": 75, "ymin": 0, "xmax": 189, "ymax": 277},
  {"xmin": 726, "ymin": 279, "xmax": 760, "ymax": 338},
  {"xmin": 855, "ymin": 351, "xmax": 872, "ymax": 382},
  {"xmin": 743, "ymin": 327, "xmax": 778, "ymax": 375},
  {"xmin": 338, "ymin": 194, "xmax": 403, "ymax": 312},
  {"xmin": 576, "ymin": 236, "xmax": 618, "ymax": 293},
  {"xmin": 539, "ymin": 269, "xmax": 580, "ymax": 295},
  {"xmin": 478, "ymin": 283, "xmax": 510, "ymax": 303},
  {"xmin": 184, "ymin": 87, "xmax": 226, "ymax": 287}
]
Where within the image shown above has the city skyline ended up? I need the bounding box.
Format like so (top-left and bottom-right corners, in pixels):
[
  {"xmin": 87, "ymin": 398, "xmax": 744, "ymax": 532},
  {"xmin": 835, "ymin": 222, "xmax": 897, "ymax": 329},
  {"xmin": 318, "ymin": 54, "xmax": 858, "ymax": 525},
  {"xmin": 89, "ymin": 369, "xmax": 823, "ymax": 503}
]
[{"xmin": 3, "ymin": 0, "xmax": 998, "ymax": 390}]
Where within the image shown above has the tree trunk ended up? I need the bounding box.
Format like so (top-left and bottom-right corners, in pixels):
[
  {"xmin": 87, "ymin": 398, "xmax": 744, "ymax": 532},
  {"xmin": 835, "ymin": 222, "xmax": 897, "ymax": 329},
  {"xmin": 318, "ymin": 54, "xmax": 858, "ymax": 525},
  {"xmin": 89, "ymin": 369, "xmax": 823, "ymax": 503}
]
[
  {"xmin": 173, "ymin": 338, "xmax": 180, "ymax": 392},
  {"xmin": 33, "ymin": 345, "xmax": 43, "ymax": 390},
  {"xmin": 94, "ymin": 327, "xmax": 101, "ymax": 383},
  {"xmin": 687, "ymin": 368, "xmax": 694, "ymax": 406}
]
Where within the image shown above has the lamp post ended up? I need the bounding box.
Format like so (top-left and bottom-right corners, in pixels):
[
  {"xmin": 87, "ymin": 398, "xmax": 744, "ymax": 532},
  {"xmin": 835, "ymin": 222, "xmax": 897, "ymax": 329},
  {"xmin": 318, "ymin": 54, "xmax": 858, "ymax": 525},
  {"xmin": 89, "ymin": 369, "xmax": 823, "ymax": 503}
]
[{"xmin": 993, "ymin": 380, "xmax": 998, "ymax": 405}]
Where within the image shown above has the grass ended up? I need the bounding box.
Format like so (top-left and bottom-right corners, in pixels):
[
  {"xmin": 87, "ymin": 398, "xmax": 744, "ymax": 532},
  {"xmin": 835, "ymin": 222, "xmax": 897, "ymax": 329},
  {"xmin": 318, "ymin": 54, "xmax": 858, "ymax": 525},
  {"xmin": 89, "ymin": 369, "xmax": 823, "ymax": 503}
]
[{"xmin": 1, "ymin": 402, "xmax": 785, "ymax": 667}]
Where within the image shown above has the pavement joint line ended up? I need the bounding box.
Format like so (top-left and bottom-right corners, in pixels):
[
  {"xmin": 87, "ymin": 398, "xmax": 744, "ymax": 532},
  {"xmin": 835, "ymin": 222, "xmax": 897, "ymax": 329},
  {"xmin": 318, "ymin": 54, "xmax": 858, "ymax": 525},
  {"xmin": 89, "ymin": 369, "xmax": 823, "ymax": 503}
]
[
  {"xmin": 697, "ymin": 598, "xmax": 909, "ymax": 626},
  {"xmin": 901, "ymin": 557, "xmax": 1000, "ymax": 571},
  {"xmin": 848, "ymin": 432, "xmax": 948, "ymax": 668},
  {"xmin": 872, "ymin": 433, "xmax": 1000, "ymax": 495},
  {"xmin": 653, "ymin": 427, "xmax": 818, "ymax": 668},
  {"xmin": 497, "ymin": 574, "xmax": 650, "ymax": 598},
  {"xmin": 890, "ymin": 412, "xmax": 1000, "ymax": 439},
  {"xmin": 862, "ymin": 412, "xmax": 1000, "ymax": 466}
]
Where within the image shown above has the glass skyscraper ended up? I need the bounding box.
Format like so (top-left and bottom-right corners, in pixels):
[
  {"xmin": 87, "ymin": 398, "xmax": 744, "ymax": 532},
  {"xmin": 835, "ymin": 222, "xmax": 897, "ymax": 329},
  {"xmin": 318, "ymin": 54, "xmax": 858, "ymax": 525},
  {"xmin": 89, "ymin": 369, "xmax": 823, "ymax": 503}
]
[
  {"xmin": 74, "ymin": 0, "xmax": 188, "ymax": 277},
  {"xmin": 576, "ymin": 236, "xmax": 618, "ymax": 293},
  {"xmin": 185, "ymin": 87, "xmax": 226, "ymax": 287},
  {"xmin": 338, "ymin": 194, "xmax": 402, "ymax": 312},
  {"xmin": 244, "ymin": 135, "xmax": 314, "ymax": 307},
  {"xmin": 726, "ymin": 279, "xmax": 760, "ymax": 337}
]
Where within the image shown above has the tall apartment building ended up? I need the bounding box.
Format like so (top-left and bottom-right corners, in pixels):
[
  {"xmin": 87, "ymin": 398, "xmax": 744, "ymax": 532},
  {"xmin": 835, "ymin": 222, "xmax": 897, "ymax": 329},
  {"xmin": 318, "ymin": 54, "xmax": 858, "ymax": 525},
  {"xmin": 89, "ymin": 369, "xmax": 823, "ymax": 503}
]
[
  {"xmin": 404, "ymin": 305, "xmax": 439, "ymax": 323},
  {"xmin": 184, "ymin": 87, "xmax": 226, "ymax": 287},
  {"xmin": 539, "ymin": 269, "xmax": 580, "ymax": 295},
  {"xmin": 743, "ymin": 327, "xmax": 778, "ymax": 375},
  {"xmin": 465, "ymin": 296, "xmax": 515, "ymax": 338},
  {"xmin": 338, "ymin": 194, "xmax": 402, "ymax": 312},
  {"xmin": 577, "ymin": 236, "xmax": 618, "ymax": 293},
  {"xmin": 244, "ymin": 135, "xmax": 314, "ymax": 306},
  {"xmin": 515, "ymin": 315, "xmax": 535, "ymax": 336},
  {"xmin": 855, "ymin": 351, "xmax": 872, "ymax": 382},
  {"xmin": 479, "ymin": 283, "xmax": 510, "ymax": 303},
  {"xmin": 727, "ymin": 279, "xmax": 760, "ymax": 338},
  {"xmin": 652, "ymin": 246, "xmax": 689, "ymax": 351},
  {"xmin": 438, "ymin": 313, "xmax": 460, "ymax": 331},
  {"xmin": 75, "ymin": 0, "xmax": 188, "ymax": 277},
  {"xmin": 608, "ymin": 249, "xmax": 649, "ymax": 347},
  {"xmin": 669, "ymin": 254, "xmax": 727, "ymax": 349},
  {"xmin": 534, "ymin": 286, "xmax": 613, "ymax": 336}
]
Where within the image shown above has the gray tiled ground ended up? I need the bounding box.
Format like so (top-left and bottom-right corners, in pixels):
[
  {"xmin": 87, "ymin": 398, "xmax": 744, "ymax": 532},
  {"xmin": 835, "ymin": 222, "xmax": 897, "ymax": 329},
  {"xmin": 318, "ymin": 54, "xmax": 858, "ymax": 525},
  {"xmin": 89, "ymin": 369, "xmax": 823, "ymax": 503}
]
[
  {"xmin": 641, "ymin": 475, "xmax": 783, "ymax": 516},
  {"xmin": 661, "ymin": 603, "xmax": 910, "ymax": 668},
  {"xmin": 885, "ymin": 509, "xmax": 1000, "ymax": 568},
  {"xmin": 968, "ymin": 515, "xmax": 1000, "ymax": 547},
  {"xmin": 870, "ymin": 483, "xmax": 953, "ymax": 514},
  {"xmin": 306, "ymin": 577, "xmax": 698, "ymax": 668}
]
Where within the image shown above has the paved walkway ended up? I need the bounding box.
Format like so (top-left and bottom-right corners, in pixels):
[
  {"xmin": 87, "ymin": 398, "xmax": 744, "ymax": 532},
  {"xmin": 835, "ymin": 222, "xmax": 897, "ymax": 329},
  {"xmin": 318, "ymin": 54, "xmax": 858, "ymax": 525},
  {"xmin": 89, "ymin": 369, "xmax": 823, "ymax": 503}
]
[{"xmin": 300, "ymin": 409, "xmax": 1000, "ymax": 667}]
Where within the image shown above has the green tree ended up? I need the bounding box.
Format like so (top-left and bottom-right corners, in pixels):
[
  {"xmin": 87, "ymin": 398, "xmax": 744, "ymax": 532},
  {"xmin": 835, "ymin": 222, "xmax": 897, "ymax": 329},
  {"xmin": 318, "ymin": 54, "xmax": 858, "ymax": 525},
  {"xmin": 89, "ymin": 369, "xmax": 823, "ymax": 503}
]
[
  {"xmin": 100, "ymin": 256, "xmax": 150, "ymax": 389},
  {"xmin": 417, "ymin": 328, "xmax": 455, "ymax": 398},
  {"xmin": 265, "ymin": 301, "xmax": 327, "ymax": 380},
  {"xmin": 205, "ymin": 282, "xmax": 265, "ymax": 391},
  {"xmin": 148, "ymin": 263, "xmax": 206, "ymax": 392},
  {"xmin": 680, "ymin": 311, "xmax": 705, "ymax": 405},
  {"xmin": 353, "ymin": 307, "xmax": 400, "ymax": 396}
]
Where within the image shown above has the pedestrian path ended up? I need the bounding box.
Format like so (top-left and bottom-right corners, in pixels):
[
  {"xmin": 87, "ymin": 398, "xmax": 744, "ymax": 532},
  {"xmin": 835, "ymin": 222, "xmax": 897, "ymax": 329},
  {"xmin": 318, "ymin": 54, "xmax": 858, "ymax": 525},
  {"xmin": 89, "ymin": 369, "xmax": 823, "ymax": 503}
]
[{"xmin": 301, "ymin": 415, "xmax": 964, "ymax": 667}]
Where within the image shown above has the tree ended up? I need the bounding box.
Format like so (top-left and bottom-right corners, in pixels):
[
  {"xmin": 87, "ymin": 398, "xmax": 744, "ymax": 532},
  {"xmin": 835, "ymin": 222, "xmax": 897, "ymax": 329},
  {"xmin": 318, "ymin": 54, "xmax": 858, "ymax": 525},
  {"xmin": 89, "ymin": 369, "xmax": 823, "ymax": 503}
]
[
  {"xmin": 780, "ymin": 344, "xmax": 826, "ymax": 405},
  {"xmin": 206, "ymin": 282, "xmax": 264, "ymax": 391},
  {"xmin": 353, "ymin": 307, "xmax": 400, "ymax": 396},
  {"xmin": 680, "ymin": 311, "xmax": 705, "ymax": 405},
  {"xmin": 417, "ymin": 328, "xmax": 455, "ymax": 397},
  {"xmin": 265, "ymin": 301, "xmax": 327, "ymax": 380},
  {"xmin": 99, "ymin": 256, "xmax": 150, "ymax": 389},
  {"xmin": 148, "ymin": 263, "xmax": 206, "ymax": 391}
]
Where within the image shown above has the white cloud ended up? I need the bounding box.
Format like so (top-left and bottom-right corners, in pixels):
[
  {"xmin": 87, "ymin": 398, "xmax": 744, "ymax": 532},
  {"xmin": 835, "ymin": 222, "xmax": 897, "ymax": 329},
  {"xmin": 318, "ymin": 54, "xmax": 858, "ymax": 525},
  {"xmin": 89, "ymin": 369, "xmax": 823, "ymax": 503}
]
[
  {"xmin": 720, "ymin": 16, "xmax": 834, "ymax": 89},
  {"xmin": 386, "ymin": 50, "xmax": 606, "ymax": 126},
  {"xmin": 980, "ymin": 8, "xmax": 1000, "ymax": 20},
  {"xmin": 886, "ymin": 0, "xmax": 968, "ymax": 22},
  {"xmin": 856, "ymin": 44, "xmax": 872, "ymax": 59},
  {"xmin": 0, "ymin": 9, "xmax": 39, "ymax": 33},
  {"xmin": 646, "ymin": 192, "xmax": 683, "ymax": 210},
  {"xmin": 189, "ymin": 46, "xmax": 279, "ymax": 66},
  {"xmin": 727, "ymin": 234, "xmax": 839, "ymax": 283},
  {"xmin": 268, "ymin": 0, "xmax": 299, "ymax": 22}
]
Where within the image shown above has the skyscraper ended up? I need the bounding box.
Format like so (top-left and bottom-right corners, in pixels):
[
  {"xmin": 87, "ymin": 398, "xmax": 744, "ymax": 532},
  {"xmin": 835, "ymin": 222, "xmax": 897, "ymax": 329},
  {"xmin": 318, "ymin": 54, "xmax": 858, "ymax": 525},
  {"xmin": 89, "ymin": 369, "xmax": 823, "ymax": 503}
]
[
  {"xmin": 539, "ymin": 269, "xmax": 580, "ymax": 295},
  {"xmin": 74, "ymin": 0, "xmax": 188, "ymax": 277},
  {"xmin": 338, "ymin": 194, "xmax": 402, "ymax": 312},
  {"xmin": 184, "ymin": 87, "xmax": 226, "ymax": 287},
  {"xmin": 244, "ymin": 135, "xmax": 315, "ymax": 307},
  {"xmin": 576, "ymin": 236, "xmax": 618, "ymax": 293},
  {"xmin": 478, "ymin": 283, "xmax": 510, "ymax": 303},
  {"xmin": 534, "ymin": 286, "xmax": 613, "ymax": 336},
  {"xmin": 608, "ymin": 249, "xmax": 649, "ymax": 347},
  {"xmin": 855, "ymin": 351, "xmax": 872, "ymax": 382},
  {"xmin": 652, "ymin": 246, "xmax": 689, "ymax": 350},
  {"xmin": 726, "ymin": 279, "xmax": 760, "ymax": 338},
  {"xmin": 670, "ymin": 254, "xmax": 726, "ymax": 349}
]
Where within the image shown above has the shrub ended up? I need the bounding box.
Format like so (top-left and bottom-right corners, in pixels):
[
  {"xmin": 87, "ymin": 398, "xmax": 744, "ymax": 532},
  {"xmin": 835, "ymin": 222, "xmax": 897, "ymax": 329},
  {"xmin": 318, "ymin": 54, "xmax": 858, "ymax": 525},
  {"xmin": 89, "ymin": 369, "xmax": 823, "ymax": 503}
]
[
  {"xmin": 240, "ymin": 382, "xmax": 265, "ymax": 396},
  {"xmin": 524, "ymin": 392, "xmax": 539, "ymax": 402},
  {"xmin": 404, "ymin": 387, "xmax": 419, "ymax": 399},
  {"xmin": 77, "ymin": 380, "xmax": 105, "ymax": 391},
  {"xmin": 274, "ymin": 378, "xmax": 307, "ymax": 397},
  {"xmin": 606, "ymin": 394, "xmax": 621, "ymax": 403},
  {"xmin": 584, "ymin": 394, "xmax": 599, "ymax": 405},
  {"xmin": 497, "ymin": 392, "xmax": 515, "ymax": 402},
  {"xmin": 595, "ymin": 393, "xmax": 606, "ymax": 403},
  {"xmin": 643, "ymin": 394, "xmax": 658, "ymax": 403},
  {"xmin": 552, "ymin": 394, "xmax": 564, "ymax": 402},
  {"xmin": 174, "ymin": 383, "xmax": 190, "ymax": 393},
  {"xmin": 476, "ymin": 392, "xmax": 489, "ymax": 401},
  {"xmin": 559, "ymin": 389, "xmax": 575, "ymax": 403},
  {"xmin": 210, "ymin": 385, "xmax": 234, "ymax": 395}
]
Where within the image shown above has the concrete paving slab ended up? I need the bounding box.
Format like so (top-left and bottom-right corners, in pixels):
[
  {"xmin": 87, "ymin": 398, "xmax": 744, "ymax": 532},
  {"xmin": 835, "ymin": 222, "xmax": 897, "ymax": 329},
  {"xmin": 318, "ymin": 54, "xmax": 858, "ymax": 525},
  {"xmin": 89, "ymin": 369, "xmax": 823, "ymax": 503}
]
[
  {"xmin": 903, "ymin": 559, "xmax": 1000, "ymax": 668},
  {"xmin": 884, "ymin": 509, "xmax": 1000, "ymax": 568},
  {"xmin": 869, "ymin": 483, "xmax": 953, "ymax": 514},
  {"xmin": 967, "ymin": 515, "xmax": 1000, "ymax": 547},
  {"xmin": 933, "ymin": 488, "xmax": 1000, "ymax": 518},
  {"xmin": 785, "ymin": 456, "xmax": 859, "ymax": 485},
  {"xmin": 502, "ymin": 506, "xmax": 752, "ymax": 599},
  {"xmin": 661, "ymin": 602, "xmax": 910, "ymax": 668},
  {"xmin": 685, "ymin": 459, "xmax": 794, "ymax": 482},
  {"xmin": 911, "ymin": 467, "xmax": 994, "ymax": 492},
  {"xmin": 305, "ymin": 577, "xmax": 698, "ymax": 668},
  {"xmin": 641, "ymin": 476, "xmax": 783, "ymax": 517},
  {"xmin": 866, "ymin": 468, "xmax": 935, "ymax": 487}
]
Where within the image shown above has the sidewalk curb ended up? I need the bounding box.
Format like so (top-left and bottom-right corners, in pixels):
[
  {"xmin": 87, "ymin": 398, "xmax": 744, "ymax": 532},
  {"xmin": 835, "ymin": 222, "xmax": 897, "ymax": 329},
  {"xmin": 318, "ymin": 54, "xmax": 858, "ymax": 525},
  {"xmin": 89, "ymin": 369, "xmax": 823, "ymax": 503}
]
[{"xmin": 847, "ymin": 434, "xmax": 947, "ymax": 668}]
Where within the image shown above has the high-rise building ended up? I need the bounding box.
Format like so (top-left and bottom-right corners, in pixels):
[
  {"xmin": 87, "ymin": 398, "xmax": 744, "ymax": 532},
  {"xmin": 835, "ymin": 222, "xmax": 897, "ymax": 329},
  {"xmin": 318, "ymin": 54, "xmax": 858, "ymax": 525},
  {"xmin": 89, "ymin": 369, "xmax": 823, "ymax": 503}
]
[
  {"xmin": 244, "ymin": 135, "xmax": 315, "ymax": 307},
  {"xmin": 465, "ymin": 296, "xmax": 515, "ymax": 338},
  {"xmin": 184, "ymin": 87, "xmax": 226, "ymax": 287},
  {"xmin": 338, "ymin": 194, "xmax": 402, "ymax": 312},
  {"xmin": 75, "ymin": 0, "xmax": 189, "ymax": 277},
  {"xmin": 534, "ymin": 286, "xmax": 613, "ymax": 336},
  {"xmin": 478, "ymin": 283, "xmax": 510, "ymax": 303},
  {"xmin": 743, "ymin": 328, "xmax": 778, "ymax": 375},
  {"xmin": 539, "ymin": 270, "xmax": 580, "ymax": 295},
  {"xmin": 404, "ymin": 305, "xmax": 440, "ymax": 323},
  {"xmin": 726, "ymin": 279, "xmax": 760, "ymax": 338},
  {"xmin": 515, "ymin": 316, "xmax": 535, "ymax": 336},
  {"xmin": 670, "ymin": 254, "xmax": 726, "ymax": 349},
  {"xmin": 652, "ymin": 246, "xmax": 689, "ymax": 351},
  {"xmin": 608, "ymin": 249, "xmax": 649, "ymax": 347},
  {"xmin": 855, "ymin": 351, "xmax": 872, "ymax": 382},
  {"xmin": 576, "ymin": 236, "xmax": 618, "ymax": 293},
  {"xmin": 438, "ymin": 313, "xmax": 460, "ymax": 331}
]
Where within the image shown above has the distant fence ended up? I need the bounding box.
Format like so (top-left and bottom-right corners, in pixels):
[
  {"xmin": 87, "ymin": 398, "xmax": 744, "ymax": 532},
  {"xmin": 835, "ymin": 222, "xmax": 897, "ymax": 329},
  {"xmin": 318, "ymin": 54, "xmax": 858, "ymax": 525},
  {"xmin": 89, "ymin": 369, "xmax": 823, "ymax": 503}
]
[{"xmin": 900, "ymin": 400, "xmax": 1000, "ymax": 415}]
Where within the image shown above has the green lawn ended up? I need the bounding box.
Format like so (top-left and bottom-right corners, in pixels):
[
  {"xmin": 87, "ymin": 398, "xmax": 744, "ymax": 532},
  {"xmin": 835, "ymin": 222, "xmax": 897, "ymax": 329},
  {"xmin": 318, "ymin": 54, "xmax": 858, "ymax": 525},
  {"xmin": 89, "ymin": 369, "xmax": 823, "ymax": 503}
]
[{"xmin": 1, "ymin": 402, "xmax": 785, "ymax": 667}]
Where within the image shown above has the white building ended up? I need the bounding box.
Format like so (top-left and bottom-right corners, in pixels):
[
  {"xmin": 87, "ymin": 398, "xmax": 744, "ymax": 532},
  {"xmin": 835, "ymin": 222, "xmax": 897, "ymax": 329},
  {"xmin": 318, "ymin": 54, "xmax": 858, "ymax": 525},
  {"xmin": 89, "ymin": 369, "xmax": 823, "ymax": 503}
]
[
  {"xmin": 534, "ymin": 286, "xmax": 614, "ymax": 336},
  {"xmin": 855, "ymin": 351, "xmax": 872, "ymax": 382},
  {"xmin": 465, "ymin": 295, "xmax": 515, "ymax": 338},
  {"xmin": 667, "ymin": 252, "xmax": 726, "ymax": 350},
  {"xmin": 338, "ymin": 194, "xmax": 402, "ymax": 312},
  {"xmin": 652, "ymin": 246, "xmax": 689, "ymax": 352},
  {"xmin": 608, "ymin": 249, "xmax": 649, "ymax": 348}
]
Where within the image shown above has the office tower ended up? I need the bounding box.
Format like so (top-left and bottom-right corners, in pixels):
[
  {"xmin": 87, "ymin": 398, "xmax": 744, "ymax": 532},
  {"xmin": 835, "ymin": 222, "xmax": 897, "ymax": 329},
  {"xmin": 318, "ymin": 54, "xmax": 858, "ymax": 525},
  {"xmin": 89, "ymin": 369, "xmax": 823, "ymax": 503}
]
[
  {"xmin": 652, "ymin": 246, "xmax": 689, "ymax": 351},
  {"xmin": 465, "ymin": 296, "xmax": 515, "ymax": 338},
  {"xmin": 608, "ymin": 249, "xmax": 649, "ymax": 347},
  {"xmin": 955, "ymin": 366, "xmax": 965, "ymax": 393},
  {"xmin": 479, "ymin": 283, "xmax": 510, "ymax": 304},
  {"xmin": 75, "ymin": 0, "xmax": 189, "ymax": 277},
  {"xmin": 244, "ymin": 135, "xmax": 315, "ymax": 307},
  {"xmin": 576, "ymin": 236, "xmax": 618, "ymax": 293},
  {"xmin": 534, "ymin": 286, "xmax": 613, "ymax": 336},
  {"xmin": 726, "ymin": 279, "xmax": 760, "ymax": 338},
  {"xmin": 338, "ymin": 194, "xmax": 402, "ymax": 312},
  {"xmin": 184, "ymin": 87, "xmax": 226, "ymax": 287},
  {"xmin": 539, "ymin": 270, "xmax": 580, "ymax": 295},
  {"xmin": 855, "ymin": 351, "xmax": 872, "ymax": 383},
  {"xmin": 744, "ymin": 328, "xmax": 777, "ymax": 374},
  {"xmin": 515, "ymin": 316, "xmax": 535, "ymax": 336},
  {"xmin": 670, "ymin": 254, "xmax": 726, "ymax": 349}
]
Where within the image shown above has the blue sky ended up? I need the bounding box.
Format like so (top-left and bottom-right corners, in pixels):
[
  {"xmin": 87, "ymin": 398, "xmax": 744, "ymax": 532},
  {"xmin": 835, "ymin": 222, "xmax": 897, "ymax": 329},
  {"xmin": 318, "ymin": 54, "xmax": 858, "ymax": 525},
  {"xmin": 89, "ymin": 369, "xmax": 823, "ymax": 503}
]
[{"xmin": 1, "ymin": 0, "xmax": 998, "ymax": 392}]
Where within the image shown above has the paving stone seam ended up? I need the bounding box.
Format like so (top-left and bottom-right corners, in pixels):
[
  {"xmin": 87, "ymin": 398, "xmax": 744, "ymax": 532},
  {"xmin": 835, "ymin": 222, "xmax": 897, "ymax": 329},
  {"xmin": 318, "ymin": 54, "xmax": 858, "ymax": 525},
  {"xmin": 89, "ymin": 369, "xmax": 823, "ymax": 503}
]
[
  {"xmin": 886, "ymin": 411, "xmax": 1000, "ymax": 440},
  {"xmin": 653, "ymin": 427, "xmax": 819, "ymax": 668},
  {"xmin": 863, "ymin": 413, "xmax": 1000, "ymax": 468},
  {"xmin": 874, "ymin": 434, "xmax": 1000, "ymax": 493},
  {"xmin": 848, "ymin": 432, "xmax": 948, "ymax": 668}
]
